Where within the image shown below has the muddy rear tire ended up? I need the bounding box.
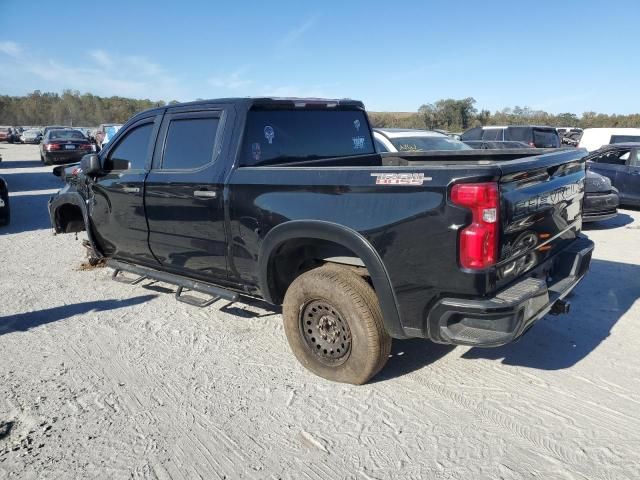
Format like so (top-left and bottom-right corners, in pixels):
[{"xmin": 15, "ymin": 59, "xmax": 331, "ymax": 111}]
[{"xmin": 283, "ymin": 264, "xmax": 391, "ymax": 385}]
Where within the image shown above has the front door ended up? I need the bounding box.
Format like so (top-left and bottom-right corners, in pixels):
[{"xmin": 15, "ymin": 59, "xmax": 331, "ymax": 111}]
[
  {"xmin": 89, "ymin": 116, "xmax": 160, "ymax": 264},
  {"xmin": 618, "ymin": 148, "xmax": 640, "ymax": 205},
  {"xmin": 145, "ymin": 108, "xmax": 232, "ymax": 282},
  {"xmin": 588, "ymin": 148, "xmax": 630, "ymax": 192}
]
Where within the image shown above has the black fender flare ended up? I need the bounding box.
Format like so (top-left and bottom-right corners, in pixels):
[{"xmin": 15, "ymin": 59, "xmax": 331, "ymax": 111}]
[
  {"xmin": 258, "ymin": 220, "xmax": 407, "ymax": 339},
  {"xmin": 48, "ymin": 191, "xmax": 104, "ymax": 259}
]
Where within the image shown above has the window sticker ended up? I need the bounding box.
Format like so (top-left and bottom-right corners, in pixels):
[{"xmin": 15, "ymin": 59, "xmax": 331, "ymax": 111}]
[
  {"xmin": 251, "ymin": 142, "xmax": 261, "ymax": 162},
  {"xmin": 264, "ymin": 125, "xmax": 275, "ymax": 144},
  {"xmin": 352, "ymin": 136, "xmax": 365, "ymax": 150},
  {"xmin": 354, "ymin": 119, "xmax": 361, "ymax": 131}
]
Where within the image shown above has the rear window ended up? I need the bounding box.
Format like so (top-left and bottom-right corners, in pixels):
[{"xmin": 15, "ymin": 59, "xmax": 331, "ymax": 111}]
[
  {"xmin": 240, "ymin": 109, "xmax": 374, "ymax": 166},
  {"xmin": 532, "ymin": 129, "xmax": 560, "ymax": 148},
  {"xmin": 610, "ymin": 135, "xmax": 640, "ymax": 144},
  {"xmin": 390, "ymin": 136, "xmax": 471, "ymax": 151},
  {"xmin": 49, "ymin": 130, "xmax": 86, "ymax": 140}
]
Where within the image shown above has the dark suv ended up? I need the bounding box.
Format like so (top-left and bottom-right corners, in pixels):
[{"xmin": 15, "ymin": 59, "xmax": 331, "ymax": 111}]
[{"xmin": 461, "ymin": 126, "xmax": 561, "ymax": 148}]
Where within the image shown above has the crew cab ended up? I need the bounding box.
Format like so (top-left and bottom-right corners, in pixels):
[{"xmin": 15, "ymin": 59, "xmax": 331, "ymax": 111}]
[{"xmin": 49, "ymin": 98, "xmax": 594, "ymax": 384}]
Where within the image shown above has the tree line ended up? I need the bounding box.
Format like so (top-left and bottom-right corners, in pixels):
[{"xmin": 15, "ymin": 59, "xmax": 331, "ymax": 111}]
[
  {"xmin": 0, "ymin": 91, "xmax": 638, "ymax": 132},
  {"xmin": 0, "ymin": 90, "xmax": 177, "ymax": 127},
  {"xmin": 371, "ymin": 97, "xmax": 640, "ymax": 132}
]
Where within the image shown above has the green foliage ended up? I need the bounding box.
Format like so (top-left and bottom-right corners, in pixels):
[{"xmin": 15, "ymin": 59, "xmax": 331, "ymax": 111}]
[
  {"xmin": 2, "ymin": 91, "xmax": 639, "ymax": 131},
  {"xmin": 371, "ymin": 98, "xmax": 640, "ymax": 132},
  {"xmin": 0, "ymin": 90, "xmax": 165, "ymax": 126}
]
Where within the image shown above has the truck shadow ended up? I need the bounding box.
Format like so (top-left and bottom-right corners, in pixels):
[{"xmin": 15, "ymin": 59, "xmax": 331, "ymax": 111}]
[
  {"xmin": 1, "ymin": 160, "xmax": 44, "ymax": 169},
  {"xmin": 0, "ymin": 295, "xmax": 157, "ymax": 336},
  {"xmin": 0, "ymin": 165, "xmax": 62, "ymax": 234},
  {"xmin": 0, "ymin": 192, "xmax": 55, "ymax": 235},
  {"xmin": 583, "ymin": 212, "xmax": 634, "ymax": 230},
  {"xmin": 372, "ymin": 340, "xmax": 455, "ymax": 383},
  {"xmin": 461, "ymin": 258, "xmax": 639, "ymax": 370}
]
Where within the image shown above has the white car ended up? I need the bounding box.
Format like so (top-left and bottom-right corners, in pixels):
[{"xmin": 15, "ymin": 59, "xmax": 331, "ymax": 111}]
[
  {"xmin": 373, "ymin": 128, "xmax": 472, "ymax": 153},
  {"xmin": 578, "ymin": 128, "xmax": 640, "ymax": 152}
]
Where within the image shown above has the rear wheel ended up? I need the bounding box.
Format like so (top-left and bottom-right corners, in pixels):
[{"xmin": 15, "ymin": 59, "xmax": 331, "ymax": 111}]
[{"xmin": 283, "ymin": 264, "xmax": 391, "ymax": 384}]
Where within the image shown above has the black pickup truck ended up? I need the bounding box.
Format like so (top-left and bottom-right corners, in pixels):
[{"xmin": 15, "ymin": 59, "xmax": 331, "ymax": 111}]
[{"xmin": 49, "ymin": 98, "xmax": 594, "ymax": 384}]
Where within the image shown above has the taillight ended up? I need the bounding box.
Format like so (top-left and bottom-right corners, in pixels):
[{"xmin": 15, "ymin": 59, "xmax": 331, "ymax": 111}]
[
  {"xmin": 45, "ymin": 143, "xmax": 61, "ymax": 151},
  {"xmin": 528, "ymin": 142, "xmax": 536, "ymax": 147},
  {"xmin": 80, "ymin": 143, "xmax": 91, "ymax": 150},
  {"xmin": 451, "ymin": 182, "xmax": 499, "ymax": 270}
]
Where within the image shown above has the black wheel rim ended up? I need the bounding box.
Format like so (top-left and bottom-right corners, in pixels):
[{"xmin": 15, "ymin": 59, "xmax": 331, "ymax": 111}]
[{"xmin": 300, "ymin": 299, "xmax": 352, "ymax": 366}]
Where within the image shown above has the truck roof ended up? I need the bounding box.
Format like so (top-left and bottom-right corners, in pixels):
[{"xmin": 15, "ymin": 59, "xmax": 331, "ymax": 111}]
[{"xmin": 130, "ymin": 97, "xmax": 365, "ymax": 124}]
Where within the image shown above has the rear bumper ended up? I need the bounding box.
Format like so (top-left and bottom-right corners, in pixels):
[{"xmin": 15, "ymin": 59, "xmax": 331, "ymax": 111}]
[
  {"xmin": 427, "ymin": 236, "xmax": 594, "ymax": 347},
  {"xmin": 44, "ymin": 151, "xmax": 88, "ymax": 164}
]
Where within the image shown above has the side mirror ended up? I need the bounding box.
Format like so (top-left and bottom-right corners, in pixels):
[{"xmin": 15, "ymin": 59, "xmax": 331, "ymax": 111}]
[{"xmin": 80, "ymin": 154, "xmax": 102, "ymax": 176}]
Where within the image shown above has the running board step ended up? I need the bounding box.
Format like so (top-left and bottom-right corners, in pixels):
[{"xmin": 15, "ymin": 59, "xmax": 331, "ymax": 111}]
[
  {"xmin": 108, "ymin": 260, "xmax": 239, "ymax": 306},
  {"xmin": 174, "ymin": 286, "xmax": 220, "ymax": 308}
]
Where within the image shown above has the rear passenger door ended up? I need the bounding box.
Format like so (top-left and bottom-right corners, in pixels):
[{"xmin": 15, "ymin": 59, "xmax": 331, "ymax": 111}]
[{"xmin": 145, "ymin": 107, "xmax": 233, "ymax": 282}]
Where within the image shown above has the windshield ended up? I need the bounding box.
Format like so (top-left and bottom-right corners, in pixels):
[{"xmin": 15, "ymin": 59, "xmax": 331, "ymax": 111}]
[
  {"xmin": 390, "ymin": 136, "xmax": 472, "ymax": 152},
  {"xmin": 610, "ymin": 135, "xmax": 640, "ymax": 144},
  {"xmin": 241, "ymin": 109, "xmax": 374, "ymax": 166},
  {"xmin": 49, "ymin": 130, "xmax": 86, "ymax": 140}
]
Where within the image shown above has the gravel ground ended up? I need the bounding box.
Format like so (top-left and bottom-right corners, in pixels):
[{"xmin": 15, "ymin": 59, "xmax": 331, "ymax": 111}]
[{"xmin": 1, "ymin": 143, "xmax": 639, "ymax": 480}]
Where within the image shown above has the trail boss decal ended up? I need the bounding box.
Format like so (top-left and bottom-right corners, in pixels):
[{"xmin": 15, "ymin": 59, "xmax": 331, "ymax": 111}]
[{"xmin": 371, "ymin": 172, "xmax": 432, "ymax": 185}]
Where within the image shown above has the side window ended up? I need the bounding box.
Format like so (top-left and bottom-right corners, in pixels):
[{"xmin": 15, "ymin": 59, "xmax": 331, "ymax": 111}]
[
  {"xmin": 596, "ymin": 150, "xmax": 630, "ymax": 166},
  {"xmin": 106, "ymin": 123, "xmax": 153, "ymax": 171},
  {"xmin": 374, "ymin": 138, "xmax": 389, "ymax": 152},
  {"xmin": 162, "ymin": 117, "xmax": 219, "ymax": 170},
  {"xmin": 461, "ymin": 127, "xmax": 482, "ymax": 141},
  {"xmin": 630, "ymin": 150, "xmax": 640, "ymax": 167}
]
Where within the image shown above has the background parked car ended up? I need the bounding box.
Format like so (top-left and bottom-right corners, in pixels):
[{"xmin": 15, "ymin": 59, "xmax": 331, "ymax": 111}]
[
  {"xmin": 373, "ymin": 128, "xmax": 472, "ymax": 152},
  {"xmin": 460, "ymin": 126, "xmax": 561, "ymax": 148},
  {"xmin": 94, "ymin": 123, "xmax": 123, "ymax": 150},
  {"xmin": 20, "ymin": 128, "xmax": 43, "ymax": 144},
  {"xmin": 583, "ymin": 170, "xmax": 619, "ymax": 222},
  {"xmin": 463, "ymin": 140, "xmax": 533, "ymax": 149},
  {"xmin": 42, "ymin": 125, "xmax": 72, "ymax": 141},
  {"xmin": 586, "ymin": 143, "xmax": 640, "ymax": 206},
  {"xmin": 39, "ymin": 129, "xmax": 94, "ymax": 165},
  {"xmin": 0, "ymin": 127, "xmax": 17, "ymax": 143},
  {"xmin": 0, "ymin": 177, "xmax": 9, "ymax": 226},
  {"xmin": 578, "ymin": 128, "xmax": 640, "ymax": 152}
]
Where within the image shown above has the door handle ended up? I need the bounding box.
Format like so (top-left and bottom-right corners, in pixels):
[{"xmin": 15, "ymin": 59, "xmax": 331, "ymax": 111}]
[
  {"xmin": 193, "ymin": 190, "xmax": 217, "ymax": 198},
  {"xmin": 122, "ymin": 187, "xmax": 140, "ymax": 194}
]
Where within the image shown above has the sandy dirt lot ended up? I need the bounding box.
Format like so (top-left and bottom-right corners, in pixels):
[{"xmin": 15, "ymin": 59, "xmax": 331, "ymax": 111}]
[{"xmin": 1, "ymin": 143, "xmax": 639, "ymax": 479}]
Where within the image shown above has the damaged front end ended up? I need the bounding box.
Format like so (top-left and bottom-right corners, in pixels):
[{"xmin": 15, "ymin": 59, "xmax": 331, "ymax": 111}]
[{"xmin": 48, "ymin": 164, "xmax": 104, "ymax": 261}]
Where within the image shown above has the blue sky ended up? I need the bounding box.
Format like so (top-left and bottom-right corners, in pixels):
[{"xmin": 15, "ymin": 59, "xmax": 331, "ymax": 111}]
[{"xmin": 0, "ymin": 0, "xmax": 638, "ymax": 114}]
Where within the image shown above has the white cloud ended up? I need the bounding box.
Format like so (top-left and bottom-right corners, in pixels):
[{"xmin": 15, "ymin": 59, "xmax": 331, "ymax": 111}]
[
  {"xmin": 279, "ymin": 16, "xmax": 317, "ymax": 48},
  {"xmin": 0, "ymin": 41, "xmax": 21, "ymax": 57},
  {"xmin": 0, "ymin": 42, "xmax": 184, "ymax": 101},
  {"xmin": 89, "ymin": 49, "xmax": 113, "ymax": 68},
  {"xmin": 208, "ymin": 67, "xmax": 253, "ymax": 90}
]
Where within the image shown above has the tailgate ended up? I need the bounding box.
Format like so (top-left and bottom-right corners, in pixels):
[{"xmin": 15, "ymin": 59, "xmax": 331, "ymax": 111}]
[{"xmin": 497, "ymin": 149, "xmax": 588, "ymax": 285}]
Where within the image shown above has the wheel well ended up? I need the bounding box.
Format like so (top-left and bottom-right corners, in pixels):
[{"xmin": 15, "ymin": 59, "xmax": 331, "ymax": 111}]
[
  {"xmin": 267, "ymin": 238, "xmax": 368, "ymax": 304},
  {"xmin": 56, "ymin": 204, "xmax": 85, "ymax": 233}
]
